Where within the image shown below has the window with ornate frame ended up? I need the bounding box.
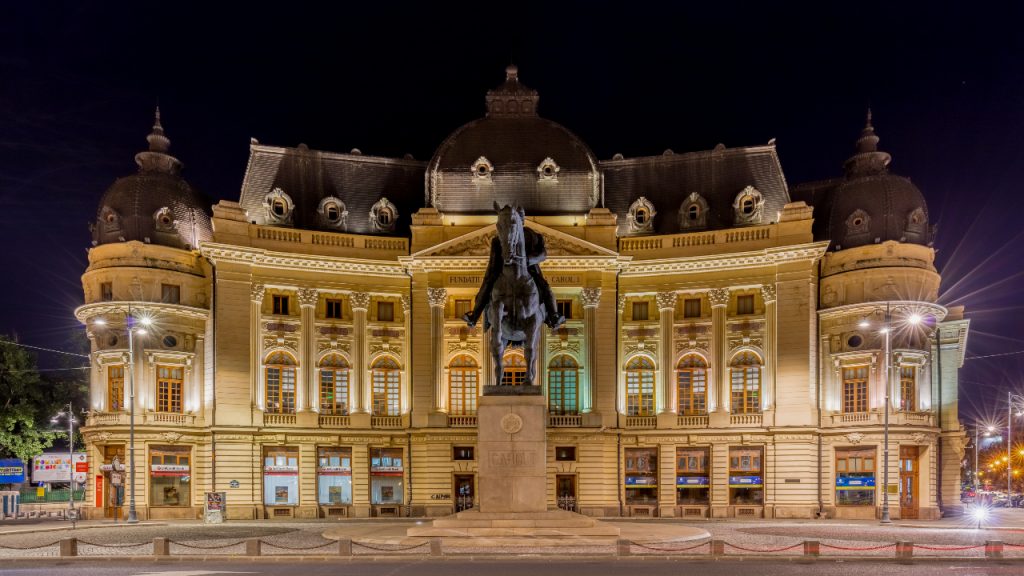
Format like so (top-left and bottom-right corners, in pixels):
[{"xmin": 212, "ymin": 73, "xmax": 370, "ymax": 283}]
[
  {"xmin": 842, "ymin": 366, "xmax": 869, "ymax": 413},
  {"xmin": 448, "ymin": 355, "xmax": 478, "ymax": 416},
  {"xmin": 677, "ymin": 354, "xmax": 708, "ymax": 415},
  {"xmin": 265, "ymin": 351, "xmax": 297, "ymax": 414},
  {"xmin": 626, "ymin": 356, "xmax": 656, "ymax": 416},
  {"xmin": 371, "ymin": 357, "xmax": 401, "ymax": 416},
  {"xmin": 156, "ymin": 365, "xmax": 183, "ymax": 413},
  {"xmin": 729, "ymin": 351, "xmax": 762, "ymax": 414},
  {"xmin": 900, "ymin": 366, "xmax": 916, "ymax": 411},
  {"xmin": 108, "ymin": 365, "xmax": 125, "ymax": 411},
  {"xmin": 548, "ymin": 355, "xmax": 578, "ymax": 415},
  {"xmin": 501, "ymin": 350, "xmax": 527, "ymax": 386},
  {"xmin": 319, "ymin": 354, "xmax": 350, "ymax": 415}
]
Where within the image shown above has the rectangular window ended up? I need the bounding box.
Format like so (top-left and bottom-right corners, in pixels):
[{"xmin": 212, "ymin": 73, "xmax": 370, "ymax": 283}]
[
  {"xmin": 454, "ymin": 299, "xmax": 472, "ymax": 319},
  {"xmin": 632, "ymin": 301, "xmax": 649, "ymax": 321},
  {"xmin": 842, "ymin": 366, "xmax": 869, "ymax": 413},
  {"xmin": 736, "ymin": 294, "xmax": 755, "ymax": 315},
  {"xmin": 272, "ymin": 295, "xmax": 289, "ymax": 315},
  {"xmin": 108, "ymin": 365, "xmax": 125, "ymax": 411},
  {"xmin": 160, "ymin": 284, "xmax": 180, "ymax": 304},
  {"xmin": 317, "ymin": 446, "xmax": 352, "ymax": 505},
  {"xmin": 156, "ymin": 365, "xmax": 183, "ymax": 413},
  {"xmin": 728, "ymin": 447, "xmax": 763, "ymax": 505},
  {"xmin": 835, "ymin": 447, "xmax": 876, "ymax": 506},
  {"xmin": 370, "ymin": 447, "xmax": 404, "ymax": 505},
  {"xmin": 676, "ymin": 447, "xmax": 710, "ymax": 504},
  {"xmin": 624, "ymin": 447, "xmax": 658, "ymax": 505},
  {"xmin": 683, "ymin": 298, "xmax": 702, "ymax": 318},
  {"xmin": 100, "ymin": 282, "xmax": 113, "ymax": 301},
  {"xmin": 377, "ymin": 301, "xmax": 394, "ymax": 322},
  {"xmin": 325, "ymin": 299, "xmax": 343, "ymax": 320},
  {"xmin": 263, "ymin": 446, "xmax": 299, "ymax": 506},
  {"xmin": 452, "ymin": 446, "xmax": 475, "ymax": 461},
  {"xmin": 149, "ymin": 445, "xmax": 191, "ymax": 507},
  {"xmin": 555, "ymin": 446, "xmax": 577, "ymax": 461},
  {"xmin": 900, "ymin": 366, "xmax": 916, "ymax": 411},
  {"xmin": 557, "ymin": 299, "xmax": 573, "ymax": 320}
]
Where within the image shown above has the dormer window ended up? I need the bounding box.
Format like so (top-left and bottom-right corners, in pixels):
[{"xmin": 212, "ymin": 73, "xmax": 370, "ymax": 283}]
[
  {"xmin": 732, "ymin": 186, "xmax": 764, "ymax": 225},
  {"xmin": 845, "ymin": 209, "xmax": 870, "ymax": 236},
  {"xmin": 154, "ymin": 207, "xmax": 175, "ymax": 232},
  {"xmin": 627, "ymin": 197, "xmax": 656, "ymax": 233},
  {"xmin": 316, "ymin": 196, "xmax": 348, "ymax": 230},
  {"xmin": 369, "ymin": 197, "xmax": 398, "ymax": 233},
  {"xmin": 471, "ymin": 157, "xmax": 494, "ymax": 181},
  {"xmin": 100, "ymin": 206, "xmax": 122, "ymax": 231},
  {"xmin": 272, "ymin": 199, "xmax": 286, "ymax": 216},
  {"xmin": 264, "ymin": 188, "xmax": 294, "ymax": 225},
  {"xmin": 537, "ymin": 157, "xmax": 559, "ymax": 181},
  {"xmin": 678, "ymin": 192, "xmax": 709, "ymax": 231}
]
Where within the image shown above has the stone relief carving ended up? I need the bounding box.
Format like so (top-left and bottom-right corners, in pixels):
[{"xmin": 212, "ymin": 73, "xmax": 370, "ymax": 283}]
[
  {"xmin": 548, "ymin": 340, "xmax": 581, "ymax": 354},
  {"xmin": 400, "ymin": 295, "xmax": 411, "ymax": 313},
  {"xmin": 656, "ymin": 291, "xmax": 677, "ymax": 311},
  {"xmin": 580, "ymin": 287, "xmax": 602, "ymax": 308},
  {"xmin": 436, "ymin": 231, "xmax": 496, "ymax": 257},
  {"xmin": 426, "ymin": 287, "xmax": 448, "ymax": 307},
  {"xmin": 447, "ymin": 341, "xmax": 481, "ymax": 355},
  {"xmin": 317, "ymin": 340, "xmax": 351, "ymax": 354},
  {"xmin": 617, "ymin": 295, "xmax": 627, "ymax": 314},
  {"xmin": 675, "ymin": 339, "xmax": 710, "ymax": 353},
  {"xmin": 760, "ymin": 284, "xmax": 777, "ymax": 303},
  {"xmin": 845, "ymin": 432, "xmax": 865, "ymax": 444},
  {"xmin": 251, "ymin": 284, "xmax": 266, "ymax": 303},
  {"xmin": 159, "ymin": 432, "xmax": 182, "ymax": 443},
  {"xmin": 707, "ymin": 288, "xmax": 729, "ymax": 307},
  {"xmin": 297, "ymin": 288, "xmax": 318, "ymax": 307},
  {"xmin": 350, "ymin": 292, "xmax": 371, "ymax": 311}
]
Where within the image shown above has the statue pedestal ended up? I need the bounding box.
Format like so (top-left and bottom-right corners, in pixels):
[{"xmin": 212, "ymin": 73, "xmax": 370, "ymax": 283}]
[{"xmin": 477, "ymin": 394, "xmax": 547, "ymax": 513}]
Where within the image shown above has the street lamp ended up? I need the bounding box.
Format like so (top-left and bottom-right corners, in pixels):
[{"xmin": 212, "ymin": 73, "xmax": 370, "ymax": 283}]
[
  {"xmin": 50, "ymin": 403, "xmax": 78, "ymax": 527},
  {"xmin": 973, "ymin": 425, "xmax": 994, "ymax": 495}
]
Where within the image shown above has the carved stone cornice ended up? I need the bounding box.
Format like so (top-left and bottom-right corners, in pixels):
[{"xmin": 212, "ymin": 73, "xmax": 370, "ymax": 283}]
[
  {"xmin": 200, "ymin": 243, "xmax": 408, "ymax": 278},
  {"xmin": 251, "ymin": 284, "xmax": 266, "ymax": 303},
  {"xmin": 74, "ymin": 302, "xmax": 209, "ymax": 324},
  {"xmin": 656, "ymin": 291, "xmax": 677, "ymax": 311},
  {"xmin": 620, "ymin": 241, "xmax": 830, "ymax": 277},
  {"xmin": 427, "ymin": 287, "xmax": 448, "ymax": 308},
  {"xmin": 707, "ymin": 288, "xmax": 729, "ymax": 308},
  {"xmin": 760, "ymin": 284, "xmax": 777, "ymax": 304},
  {"xmin": 350, "ymin": 292, "xmax": 371, "ymax": 311},
  {"xmin": 297, "ymin": 288, "xmax": 318, "ymax": 307},
  {"xmin": 580, "ymin": 287, "xmax": 602, "ymax": 308}
]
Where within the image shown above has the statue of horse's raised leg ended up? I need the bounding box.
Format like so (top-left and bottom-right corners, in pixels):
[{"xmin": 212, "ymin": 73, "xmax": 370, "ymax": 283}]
[
  {"xmin": 488, "ymin": 301, "xmax": 506, "ymax": 386},
  {"xmin": 522, "ymin": 313, "xmax": 541, "ymax": 385}
]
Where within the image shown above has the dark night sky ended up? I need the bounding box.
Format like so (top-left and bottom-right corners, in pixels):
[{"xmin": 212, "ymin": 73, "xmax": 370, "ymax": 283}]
[{"xmin": 1, "ymin": 2, "xmax": 1022, "ymax": 420}]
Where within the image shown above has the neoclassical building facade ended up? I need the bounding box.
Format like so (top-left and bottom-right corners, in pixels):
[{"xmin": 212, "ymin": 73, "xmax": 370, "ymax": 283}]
[{"xmin": 76, "ymin": 68, "xmax": 968, "ymax": 521}]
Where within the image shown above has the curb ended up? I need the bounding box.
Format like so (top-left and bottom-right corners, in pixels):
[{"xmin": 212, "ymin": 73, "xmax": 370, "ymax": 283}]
[{"xmin": 0, "ymin": 554, "xmax": 1023, "ymax": 563}]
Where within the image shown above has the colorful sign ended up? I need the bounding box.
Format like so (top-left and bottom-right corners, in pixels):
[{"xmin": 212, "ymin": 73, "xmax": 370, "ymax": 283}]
[
  {"xmin": 836, "ymin": 476, "xmax": 876, "ymax": 489},
  {"xmin": 0, "ymin": 459, "xmax": 25, "ymax": 483},
  {"xmin": 624, "ymin": 476, "xmax": 658, "ymax": 486},
  {"xmin": 676, "ymin": 476, "xmax": 710, "ymax": 487},
  {"xmin": 728, "ymin": 476, "xmax": 763, "ymax": 487},
  {"xmin": 31, "ymin": 453, "xmax": 87, "ymax": 483}
]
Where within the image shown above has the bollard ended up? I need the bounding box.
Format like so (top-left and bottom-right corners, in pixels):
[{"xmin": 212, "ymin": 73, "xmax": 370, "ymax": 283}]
[
  {"xmin": 429, "ymin": 538, "xmax": 443, "ymax": 557},
  {"xmin": 710, "ymin": 539, "xmax": 725, "ymax": 556},
  {"xmin": 337, "ymin": 538, "xmax": 352, "ymax": 556},
  {"xmin": 616, "ymin": 539, "xmax": 631, "ymax": 556},
  {"xmin": 153, "ymin": 537, "xmax": 170, "ymax": 556},
  {"xmin": 245, "ymin": 538, "xmax": 262, "ymax": 557},
  {"xmin": 985, "ymin": 540, "xmax": 1003, "ymax": 560},
  {"xmin": 58, "ymin": 538, "xmax": 77, "ymax": 557},
  {"xmin": 803, "ymin": 540, "xmax": 820, "ymax": 558},
  {"xmin": 895, "ymin": 541, "xmax": 914, "ymax": 563}
]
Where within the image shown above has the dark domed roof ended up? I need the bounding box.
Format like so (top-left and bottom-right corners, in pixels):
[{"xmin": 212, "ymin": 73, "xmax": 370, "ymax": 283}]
[
  {"xmin": 91, "ymin": 109, "xmax": 212, "ymax": 249},
  {"xmin": 812, "ymin": 112, "xmax": 934, "ymax": 250},
  {"xmin": 426, "ymin": 66, "xmax": 599, "ymax": 214}
]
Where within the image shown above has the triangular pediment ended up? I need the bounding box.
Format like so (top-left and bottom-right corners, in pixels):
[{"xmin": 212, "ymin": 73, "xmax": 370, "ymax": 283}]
[{"xmin": 410, "ymin": 221, "xmax": 619, "ymax": 259}]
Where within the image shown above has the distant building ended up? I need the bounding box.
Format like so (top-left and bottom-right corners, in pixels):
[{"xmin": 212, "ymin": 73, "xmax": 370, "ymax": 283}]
[{"xmin": 77, "ymin": 67, "xmax": 968, "ymax": 521}]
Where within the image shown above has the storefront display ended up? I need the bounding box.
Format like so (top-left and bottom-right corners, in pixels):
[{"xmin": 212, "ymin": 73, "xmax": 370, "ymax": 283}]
[
  {"xmin": 676, "ymin": 447, "xmax": 709, "ymax": 504},
  {"xmin": 370, "ymin": 447, "xmax": 403, "ymax": 505},
  {"xmin": 263, "ymin": 446, "xmax": 299, "ymax": 506},
  {"xmin": 836, "ymin": 447, "xmax": 875, "ymax": 506},
  {"xmin": 149, "ymin": 445, "xmax": 191, "ymax": 507},
  {"xmin": 728, "ymin": 447, "xmax": 763, "ymax": 505},
  {"xmin": 624, "ymin": 447, "xmax": 658, "ymax": 506},
  {"xmin": 318, "ymin": 446, "xmax": 352, "ymax": 505}
]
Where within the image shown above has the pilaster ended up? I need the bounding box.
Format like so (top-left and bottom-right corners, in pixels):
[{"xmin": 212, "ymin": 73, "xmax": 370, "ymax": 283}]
[
  {"xmin": 427, "ymin": 287, "xmax": 448, "ymax": 416},
  {"xmin": 707, "ymin": 288, "xmax": 729, "ymax": 425},
  {"xmin": 350, "ymin": 292, "xmax": 370, "ymax": 418},
  {"xmin": 250, "ymin": 284, "xmax": 265, "ymax": 412},
  {"xmin": 297, "ymin": 288, "xmax": 317, "ymax": 413},
  {"xmin": 656, "ymin": 291, "xmax": 677, "ymax": 425},
  {"xmin": 761, "ymin": 284, "xmax": 777, "ymax": 414},
  {"xmin": 580, "ymin": 287, "xmax": 601, "ymax": 415}
]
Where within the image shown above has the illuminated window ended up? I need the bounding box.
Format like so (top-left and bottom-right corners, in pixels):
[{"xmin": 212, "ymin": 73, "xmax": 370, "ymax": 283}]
[
  {"xmin": 556, "ymin": 299, "xmax": 573, "ymax": 320},
  {"xmin": 325, "ymin": 299, "xmax": 343, "ymax": 320},
  {"xmin": 265, "ymin": 351, "xmax": 297, "ymax": 414},
  {"xmin": 156, "ymin": 365, "xmax": 183, "ymax": 413},
  {"xmin": 677, "ymin": 355, "xmax": 707, "ymax": 415},
  {"xmin": 683, "ymin": 298, "xmax": 701, "ymax": 319},
  {"xmin": 842, "ymin": 366, "xmax": 869, "ymax": 413},
  {"xmin": 371, "ymin": 357, "xmax": 401, "ymax": 416},
  {"xmin": 454, "ymin": 299, "xmax": 472, "ymax": 319},
  {"xmin": 736, "ymin": 294, "xmax": 755, "ymax": 315},
  {"xmin": 900, "ymin": 366, "xmax": 916, "ymax": 411},
  {"xmin": 836, "ymin": 447, "xmax": 876, "ymax": 506},
  {"xmin": 108, "ymin": 365, "xmax": 124, "ymax": 411},
  {"xmin": 377, "ymin": 301, "xmax": 394, "ymax": 322},
  {"xmin": 632, "ymin": 301, "xmax": 649, "ymax": 321},
  {"xmin": 272, "ymin": 295, "xmax": 290, "ymax": 315},
  {"xmin": 448, "ymin": 355, "xmax": 478, "ymax": 416},
  {"xmin": 729, "ymin": 352, "xmax": 761, "ymax": 414},
  {"xmin": 501, "ymin": 350, "xmax": 527, "ymax": 386},
  {"xmin": 319, "ymin": 354, "xmax": 350, "ymax": 415},
  {"xmin": 626, "ymin": 356, "xmax": 656, "ymax": 416},
  {"xmin": 548, "ymin": 355, "xmax": 578, "ymax": 415}
]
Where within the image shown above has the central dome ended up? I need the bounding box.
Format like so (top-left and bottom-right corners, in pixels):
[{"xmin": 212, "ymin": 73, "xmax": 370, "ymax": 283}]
[{"xmin": 426, "ymin": 66, "xmax": 599, "ymax": 214}]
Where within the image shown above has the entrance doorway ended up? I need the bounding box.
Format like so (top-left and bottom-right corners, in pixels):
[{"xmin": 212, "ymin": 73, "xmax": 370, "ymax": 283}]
[
  {"xmin": 556, "ymin": 474, "xmax": 577, "ymax": 512},
  {"xmin": 102, "ymin": 445, "xmax": 125, "ymax": 519},
  {"xmin": 454, "ymin": 474, "xmax": 474, "ymax": 512},
  {"xmin": 899, "ymin": 446, "xmax": 920, "ymax": 520}
]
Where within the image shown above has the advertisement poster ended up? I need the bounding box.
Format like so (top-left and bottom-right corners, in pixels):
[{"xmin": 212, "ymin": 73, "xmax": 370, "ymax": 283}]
[
  {"xmin": 0, "ymin": 459, "xmax": 25, "ymax": 483},
  {"xmin": 31, "ymin": 453, "xmax": 87, "ymax": 484}
]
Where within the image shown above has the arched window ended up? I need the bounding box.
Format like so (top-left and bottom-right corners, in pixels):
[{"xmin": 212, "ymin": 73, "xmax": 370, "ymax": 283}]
[
  {"xmin": 448, "ymin": 355, "xmax": 478, "ymax": 415},
  {"xmin": 265, "ymin": 351, "xmax": 297, "ymax": 414},
  {"xmin": 625, "ymin": 356, "xmax": 656, "ymax": 416},
  {"xmin": 501, "ymin": 350, "xmax": 527, "ymax": 386},
  {"xmin": 729, "ymin": 351, "xmax": 762, "ymax": 414},
  {"xmin": 548, "ymin": 355, "xmax": 579, "ymax": 415},
  {"xmin": 371, "ymin": 357, "xmax": 401, "ymax": 416},
  {"xmin": 319, "ymin": 354, "xmax": 350, "ymax": 415},
  {"xmin": 676, "ymin": 355, "xmax": 708, "ymax": 415}
]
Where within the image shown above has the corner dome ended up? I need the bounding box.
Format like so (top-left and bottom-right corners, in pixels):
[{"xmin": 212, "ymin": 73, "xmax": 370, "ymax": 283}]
[
  {"xmin": 91, "ymin": 109, "xmax": 212, "ymax": 250},
  {"xmin": 426, "ymin": 66, "xmax": 600, "ymax": 214}
]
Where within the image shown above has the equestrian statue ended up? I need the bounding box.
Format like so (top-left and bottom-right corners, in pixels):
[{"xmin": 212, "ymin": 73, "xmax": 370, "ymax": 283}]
[{"xmin": 463, "ymin": 203, "xmax": 565, "ymax": 389}]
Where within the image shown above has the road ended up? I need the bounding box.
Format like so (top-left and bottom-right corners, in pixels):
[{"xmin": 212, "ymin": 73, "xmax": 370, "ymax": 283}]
[{"xmin": 2, "ymin": 559, "xmax": 1024, "ymax": 576}]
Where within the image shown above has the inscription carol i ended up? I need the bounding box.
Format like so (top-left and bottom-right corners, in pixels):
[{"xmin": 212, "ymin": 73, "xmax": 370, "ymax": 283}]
[{"xmin": 489, "ymin": 451, "xmax": 536, "ymax": 468}]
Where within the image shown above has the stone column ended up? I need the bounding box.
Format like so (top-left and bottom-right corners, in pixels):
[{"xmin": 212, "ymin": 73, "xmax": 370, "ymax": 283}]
[
  {"xmin": 350, "ymin": 292, "xmax": 370, "ymax": 414},
  {"xmin": 297, "ymin": 288, "xmax": 318, "ymax": 412},
  {"xmin": 656, "ymin": 291, "xmax": 677, "ymax": 417},
  {"xmin": 193, "ymin": 334, "xmax": 205, "ymax": 417},
  {"xmin": 580, "ymin": 287, "xmax": 602, "ymax": 414},
  {"xmin": 426, "ymin": 288, "xmax": 448, "ymax": 413},
  {"xmin": 250, "ymin": 284, "xmax": 265, "ymax": 411},
  {"xmin": 760, "ymin": 285, "xmax": 776, "ymax": 415},
  {"xmin": 707, "ymin": 288, "xmax": 729, "ymax": 418}
]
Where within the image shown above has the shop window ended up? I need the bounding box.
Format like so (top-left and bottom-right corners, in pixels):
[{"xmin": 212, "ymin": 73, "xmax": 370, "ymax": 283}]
[
  {"xmin": 842, "ymin": 366, "xmax": 868, "ymax": 414},
  {"xmin": 900, "ymin": 366, "xmax": 916, "ymax": 411},
  {"xmin": 160, "ymin": 284, "xmax": 180, "ymax": 304},
  {"xmin": 317, "ymin": 446, "xmax": 352, "ymax": 505},
  {"xmin": 319, "ymin": 354, "xmax": 350, "ymax": 415},
  {"xmin": 728, "ymin": 447, "xmax": 763, "ymax": 505},
  {"xmin": 501, "ymin": 350, "xmax": 527, "ymax": 386},
  {"xmin": 454, "ymin": 299, "xmax": 472, "ymax": 319},
  {"xmin": 370, "ymin": 447, "xmax": 404, "ymax": 505},
  {"xmin": 683, "ymin": 298, "xmax": 701, "ymax": 319},
  {"xmin": 547, "ymin": 355, "xmax": 578, "ymax": 415},
  {"xmin": 556, "ymin": 299, "xmax": 573, "ymax": 320},
  {"xmin": 625, "ymin": 356, "xmax": 656, "ymax": 416},
  {"xmin": 736, "ymin": 294, "xmax": 755, "ymax": 315},
  {"xmin": 624, "ymin": 447, "xmax": 658, "ymax": 505},
  {"xmin": 263, "ymin": 446, "xmax": 299, "ymax": 506},
  {"xmin": 101, "ymin": 282, "xmax": 113, "ymax": 301},
  {"xmin": 272, "ymin": 294, "xmax": 290, "ymax": 315},
  {"xmin": 377, "ymin": 301, "xmax": 394, "ymax": 322},
  {"xmin": 555, "ymin": 446, "xmax": 577, "ymax": 461},
  {"xmin": 265, "ymin": 351, "xmax": 297, "ymax": 414},
  {"xmin": 325, "ymin": 299, "xmax": 343, "ymax": 320},
  {"xmin": 156, "ymin": 365, "xmax": 183, "ymax": 413},
  {"xmin": 835, "ymin": 447, "xmax": 876, "ymax": 506},
  {"xmin": 729, "ymin": 352, "xmax": 762, "ymax": 414},
  {"xmin": 453, "ymin": 446, "xmax": 475, "ymax": 461},
  {"xmin": 448, "ymin": 355, "xmax": 479, "ymax": 416},
  {"xmin": 632, "ymin": 301, "xmax": 649, "ymax": 321},
  {"xmin": 677, "ymin": 355, "xmax": 708, "ymax": 415},
  {"xmin": 371, "ymin": 357, "xmax": 401, "ymax": 416},
  {"xmin": 108, "ymin": 365, "xmax": 125, "ymax": 411},
  {"xmin": 676, "ymin": 448, "xmax": 710, "ymax": 504},
  {"xmin": 149, "ymin": 445, "xmax": 191, "ymax": 507}
]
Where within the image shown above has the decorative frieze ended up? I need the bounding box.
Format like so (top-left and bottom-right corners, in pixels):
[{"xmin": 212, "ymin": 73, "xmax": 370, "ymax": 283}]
[{"xmin": 447, "ymin": 341, "xmax": 481, "ymax": 355}]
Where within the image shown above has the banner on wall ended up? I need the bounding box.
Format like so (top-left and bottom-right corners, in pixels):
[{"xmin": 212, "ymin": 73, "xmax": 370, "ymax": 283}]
[
  {"xmin": 31, "ymin": 453, "xmax": 87, "ymax": 483},
  {"xmin": 0, "ymin": 459, "xmax": 25, "ymax": 483}
]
